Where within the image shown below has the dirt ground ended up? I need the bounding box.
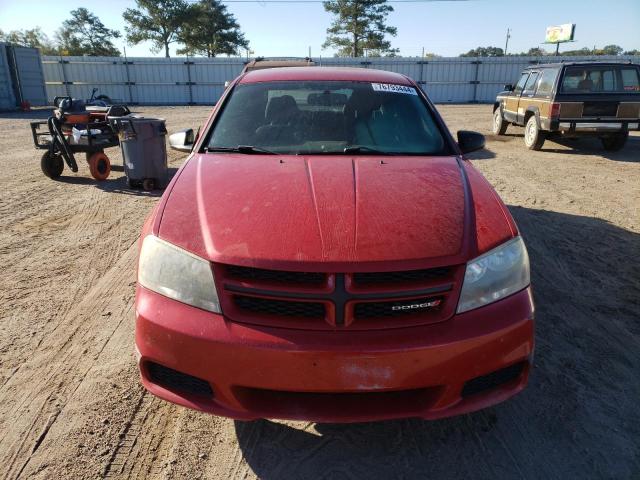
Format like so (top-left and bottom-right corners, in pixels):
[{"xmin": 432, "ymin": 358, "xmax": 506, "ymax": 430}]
[{"xmin": 0, "ymin": 105, "xmax": 638, "ymax": 480}]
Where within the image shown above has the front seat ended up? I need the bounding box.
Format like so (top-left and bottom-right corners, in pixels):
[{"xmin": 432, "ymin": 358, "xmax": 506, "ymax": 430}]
[
  {"xmin": 254, "ymin": 95, "xmax": 300, "ymax": 145},
  {"xmin": 577, "ymin": 77, "xmax": 594, "ymax": 91},
  {"xmin": 265, "ymin": 95, "xmax": 299, "ymax": 125}
]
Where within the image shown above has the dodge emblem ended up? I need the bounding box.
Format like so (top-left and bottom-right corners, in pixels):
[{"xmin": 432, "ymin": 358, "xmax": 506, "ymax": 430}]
[{"xmin": 392, "ymin": 299, "xmax": 441, "ymax": 311}]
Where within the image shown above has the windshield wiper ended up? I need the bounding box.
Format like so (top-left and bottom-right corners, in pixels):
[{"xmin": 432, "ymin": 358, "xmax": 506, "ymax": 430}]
[
  {"xmin": 205, "ymin": 145, "xmax": 277, "ymax": 154},
  {"xmin": 343, "ymin": 145, "xmax": 438, "ymax": 156},
  {"xmin": 342, "ymin": 145, "xmax": 394, "ymax": 155}
]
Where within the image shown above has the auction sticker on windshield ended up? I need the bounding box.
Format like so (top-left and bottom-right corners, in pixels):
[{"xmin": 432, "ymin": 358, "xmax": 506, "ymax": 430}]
[{"xmin": 371, "ymin": 83, "xmax": 418, "ymax": 95}]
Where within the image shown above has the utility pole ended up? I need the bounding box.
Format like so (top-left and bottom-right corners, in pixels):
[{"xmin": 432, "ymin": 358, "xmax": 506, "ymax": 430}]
[{"xmin": 504, "ymin": 28, "xmax": 511, "ymax": 55}]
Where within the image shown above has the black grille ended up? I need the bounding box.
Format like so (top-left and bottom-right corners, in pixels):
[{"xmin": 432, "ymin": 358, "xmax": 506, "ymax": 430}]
[
  {"xmin": 461, "ymin": 362, "xmax": 525, "ymax": 398},
  {"xmin": 235, "ymin": 295, "xmax": 325, "ymax": 318},
  {"xmin": 226, "ymin": 265, "xmax": 326, "ymax": 285},
  {"xmin": 354, "ymin": 297, "xmax": 442, "ymax": 319},
  {"xmin": 146, "ymin": 362, "xmax": 213, "ymax": 397},
  {"xmin": 353, "ymin": 267, "xmax": 451, "ymax": 286}
]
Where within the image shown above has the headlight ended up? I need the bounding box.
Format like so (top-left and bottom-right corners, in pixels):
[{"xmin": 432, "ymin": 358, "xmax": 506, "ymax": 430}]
[
  {"xmin": 138, "ymin": 235, "xmax": 221, "ymax": 313},
  {"xmin": 457, "ymin": 236, "xmax": 530, "ymax": 313}
]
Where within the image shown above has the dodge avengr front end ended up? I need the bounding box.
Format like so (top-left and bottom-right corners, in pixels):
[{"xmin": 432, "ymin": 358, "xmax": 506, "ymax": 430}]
[{"xmin": 135, "ymin": 67, "xmax": 534, "ymax": 423}]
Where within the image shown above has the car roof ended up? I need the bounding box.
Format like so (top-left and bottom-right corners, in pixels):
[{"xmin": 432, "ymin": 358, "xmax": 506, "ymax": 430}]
[
  {"xmin": 524, "ymin": 61, "xmax": 639, "ymax": 70},
  {"xmin": 239, "ymin": 66, "xmax": 413, "ymax": 85}
]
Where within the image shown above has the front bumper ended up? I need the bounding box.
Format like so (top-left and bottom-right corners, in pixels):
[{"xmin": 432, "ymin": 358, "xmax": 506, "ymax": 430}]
[{"xmin": 135, "ymin": 285, "xmax": 535, "ymax": 423}]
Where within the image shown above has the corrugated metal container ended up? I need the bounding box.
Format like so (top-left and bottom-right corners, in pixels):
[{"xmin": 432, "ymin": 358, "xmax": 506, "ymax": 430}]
[
  {"xmin": 7, "ymin": 46, "xmax": 47, "ymax": 105},
  {"xmin": 0, "ymin": 43, "xmax": 17, "ymax": 109},
  {"xmin": 41, "ymin": 54, "xmax": 640, "ymax": 105}
]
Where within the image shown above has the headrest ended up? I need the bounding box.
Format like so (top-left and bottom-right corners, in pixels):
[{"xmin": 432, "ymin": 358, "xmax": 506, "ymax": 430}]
[{"xmin": 266, "ymin": 95, "xmax": 299, "ymax": 123}]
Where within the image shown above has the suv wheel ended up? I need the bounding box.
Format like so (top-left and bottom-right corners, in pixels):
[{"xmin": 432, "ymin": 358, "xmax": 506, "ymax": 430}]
[
  {"xmin": 492, "ymin": 109, "xmax": 508, "ymax": 135},
  {"xmin": 524, "ymin": 115, "xmax": 546, "ymax": 150},
  {"xmin": 601, "ymin": 132, "xmax": 628, "ymax": 151}
]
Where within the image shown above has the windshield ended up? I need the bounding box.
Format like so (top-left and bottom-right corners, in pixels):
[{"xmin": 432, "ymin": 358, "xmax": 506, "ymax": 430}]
[{"xmin": 206, "ymin": 80, "xmax": 450, "ymax": 155}]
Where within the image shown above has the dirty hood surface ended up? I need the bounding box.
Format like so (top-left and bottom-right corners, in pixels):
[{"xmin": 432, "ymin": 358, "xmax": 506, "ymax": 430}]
[{"xmin": 159, "ymin": 153, "xmax": 468, "ymax": 269}]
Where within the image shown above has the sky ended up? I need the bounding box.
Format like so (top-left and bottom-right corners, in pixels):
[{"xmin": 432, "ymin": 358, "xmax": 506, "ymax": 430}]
[{"xmin": 0, "ymin": 0, "xmax": 638, "ymax": 58}]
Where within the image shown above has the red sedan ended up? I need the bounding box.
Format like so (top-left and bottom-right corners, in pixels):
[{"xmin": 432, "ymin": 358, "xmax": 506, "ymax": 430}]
[{"xmin": 135, "ymin": 67, "xmax": 534, "ymax": 422}]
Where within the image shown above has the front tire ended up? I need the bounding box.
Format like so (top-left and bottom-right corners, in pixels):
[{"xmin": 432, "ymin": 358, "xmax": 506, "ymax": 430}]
[
  {"xmin": 41, "ymin": 151, "xmax": 64, "ymax": 179},
  {"xmin": 601, "ymin": 132, "xmax": 628, "ymax": 151},
  {"xmin": 492, "ymin": 109, "xmax": 508, "ymax": 135},
  {"xmin": 524, "ymin": 116, "xmax": 546, "ymax": 150}
]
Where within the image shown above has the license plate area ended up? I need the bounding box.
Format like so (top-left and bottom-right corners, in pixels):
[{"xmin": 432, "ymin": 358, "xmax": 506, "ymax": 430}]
[{"xmin": 582, "ymin": 102, "xmax": 618, "ymax": 117}]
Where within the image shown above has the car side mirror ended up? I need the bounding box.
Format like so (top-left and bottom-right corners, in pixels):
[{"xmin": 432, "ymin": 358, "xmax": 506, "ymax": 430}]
[
  {"xmin": 457, "ymin": 130, "xmax": 486, "ymax": 154},
  {"xmin": 169, "ymin": 128, "xmax": 194, "ymax": 152},
  {"xmin": 504, "ymin": 83, "xmax": 514, "ymax": 92}
]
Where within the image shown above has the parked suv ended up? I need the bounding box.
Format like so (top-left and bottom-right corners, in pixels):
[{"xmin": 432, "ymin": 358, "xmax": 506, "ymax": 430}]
[
  {"xmin": 136, "ymin": 67, "xmax": 534, "ymax": 423},
  {"xmin": 493, "ymin": 62, "xmax": 640, "ymax": 150}
]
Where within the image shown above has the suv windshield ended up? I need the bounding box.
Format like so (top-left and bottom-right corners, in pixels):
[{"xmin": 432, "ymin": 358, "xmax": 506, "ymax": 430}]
[
  {"xmin": 560, "ymin": 65, "xmax": 640, "ymax": 93},
  {"xmin": 206, "ymin": 81, "xmax": 450, "ymax": 155}
]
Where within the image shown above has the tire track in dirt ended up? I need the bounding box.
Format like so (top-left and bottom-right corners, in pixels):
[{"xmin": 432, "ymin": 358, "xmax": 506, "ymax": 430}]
[
  {"xmin": 0, "ymin": 242, "xmax": 138, "ymax": 479},
  {"xmin": 0, "ymin": 107, "xmax": 211, "ymax": 480}
]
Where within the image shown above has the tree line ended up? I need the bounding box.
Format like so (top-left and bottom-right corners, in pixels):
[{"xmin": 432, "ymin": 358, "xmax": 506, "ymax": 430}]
[
  {"xmin": 0, "ymin": 0, "xmax": 248, "ymax": 57},
  {"xmin": 0, "ymin": 0, "xmax": 638, "ymax": 58},
  {"xmin": 460, "ymin": 45, "xmax": 640, "ymax": 57}
]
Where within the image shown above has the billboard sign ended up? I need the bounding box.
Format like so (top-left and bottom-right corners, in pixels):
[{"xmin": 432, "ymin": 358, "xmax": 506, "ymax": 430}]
[{"xmin": 545, "ymin": 24, "xmax": 576, "ymax": 43}]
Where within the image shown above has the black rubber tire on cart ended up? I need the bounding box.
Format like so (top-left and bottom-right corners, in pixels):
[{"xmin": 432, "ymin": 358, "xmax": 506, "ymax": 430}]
[
  {"xmin": 142, "ymin": 178, "xmax": 156, "ymax": 191},
  {"xmin": 40, "ymin": 151, "xmax": 64, "ymax": 179},
  {"xmin": 524, "ymin": 115, "xmax": 546, "ymax": 151},
  {"xmin": 96, "ymin": 94, "xmax": 112, "ymax": 104},
  {"xmin": 601, "ymin": 132, "xmax": 628, "ymax": 151},
  {"xmin": 492, "ymin": 108, "xmax": 508, "ymax": 135}
]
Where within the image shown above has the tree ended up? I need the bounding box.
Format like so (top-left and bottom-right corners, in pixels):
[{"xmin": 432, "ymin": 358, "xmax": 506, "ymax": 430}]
[
  {"xmin": 56, "ymin": 8, "xmax": 121, "ymax": 56},
  {"xmin": 525, "ymin": 47, "xmax": 547, "ymax": 56},
  {"xmin": 624, "ymin": 49, "xmax": 640, "ymax": 56},
  {"xmin": 123, "ymin": 0, "xmax": 191, "ymax": 57},
  {"xmin": 0, "ymin": 27, "xmax": 57, "ymax": 54},
  {"xmin": 594, "ymin": 44, "xmax": 623, "ymax": 56},
  {"xmin": 561, "ymin": 47, "xmax": 593, "ymax": 56},
  {"xmin": 322, "ymin": 0, "xmax": 397, "ymax": 57},
  {"xmin": 459, "ymin": 46, "xmax": 504, "ymax": 57},
  {"xmin": 177, "ymin": 0, "xmax": 248, "ymax": 57}
]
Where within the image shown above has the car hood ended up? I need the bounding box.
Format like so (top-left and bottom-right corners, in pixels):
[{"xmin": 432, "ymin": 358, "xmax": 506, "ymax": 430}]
[{"xmin": 159, "ymin": 153, "xmax": 471, "ymax": 270}]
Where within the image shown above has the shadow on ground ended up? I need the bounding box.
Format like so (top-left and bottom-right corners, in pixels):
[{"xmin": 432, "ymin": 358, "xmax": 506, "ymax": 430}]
[
  {"xmin": 54, "ymin": 166, "xmax": 178, "ymax": 197},
  {"xmin": 234, "ymin": 206, "xmax": 640, "ymax": 480},
  {"xmin": 486, "ymin": 128, "xmax": 639, "ymax": 162},
  {"xmin": 464, "ymin": 146, "xmax": 496, "ymax": 160},
  {"xmin": 540, "ymin": 135, "xmax": 640, "ymax": 162}
]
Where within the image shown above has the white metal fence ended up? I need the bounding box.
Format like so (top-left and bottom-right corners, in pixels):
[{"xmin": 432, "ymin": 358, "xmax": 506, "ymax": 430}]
[{"xmin": 42, "ymin": 55, "xmax": 640, "ymax": 105}]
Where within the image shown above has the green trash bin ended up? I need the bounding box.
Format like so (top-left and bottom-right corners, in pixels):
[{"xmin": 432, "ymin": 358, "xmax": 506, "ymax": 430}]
[{"xmin": 113, "ymin": 117, "xmax": 168, "ymax": 190}]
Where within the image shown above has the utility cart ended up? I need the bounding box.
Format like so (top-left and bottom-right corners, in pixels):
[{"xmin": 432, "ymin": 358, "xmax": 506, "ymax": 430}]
[{"xmin": 31, "ymin": 97, "xmax": 130, "ymax": 180}]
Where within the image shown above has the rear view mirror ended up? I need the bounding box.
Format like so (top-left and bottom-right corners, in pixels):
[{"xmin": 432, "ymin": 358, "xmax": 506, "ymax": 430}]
[
  {"xmin": 169, "ymin": 128, "xmax": 194, "ymax": 152},
  {"xmin": 504, "ymin": 84, "xmax": 514, "ymax": 92},
  {"xmin": 457, "ymin": 130, "xmax": 486, "ymax": 154}
]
